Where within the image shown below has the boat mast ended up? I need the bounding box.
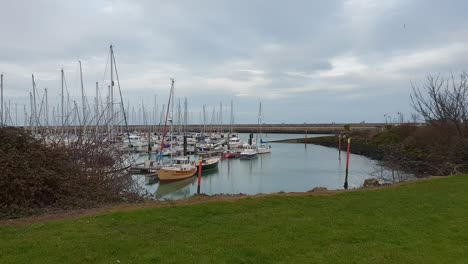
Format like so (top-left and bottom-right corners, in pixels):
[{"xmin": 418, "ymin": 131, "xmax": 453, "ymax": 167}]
[
  {"xmin": 154, "ymin": 94, "xmax": 157, "ymax": 134},
  {"xmin": 256, "ymin": 101, "xmax": 261, "ymax": 147},
  {"xmin": 106, "ymin": 85, "xmax": 110, "ymax": 136},
  {"xmin": 177, "ymin": 98, "xmax": 181, "ymax": 134},
  {"xmin": 79, "ymin": 60, "xmax": 86, "ymax": 129},
  {"xmin": 109, "ymin": 45, "xmax": 114, "ymax": 141},
  {"xmin": 0, "ymin": 73, "xmax": 3, "ymax": 126},
  {"xmin": 31, "ymin": 74, "xmax": 37, "ymax": 134},
  {"xmin": 45, "ymin": 88, "xmax": 48, "ymax": 129},
  {"xmin": 230, "ymin": 99, "xmax": 234, "ymax": 134},
  {"xmin": 110, "ymin": 46, "xmax": 131, "ymax": 145},
  {"xmin": 170, "ymin": 79, "xmax": 175, "ymax": 161},
  {"xmin": 61, "ymin": 68, "xmax": 64, "ymax": 128},
  {"xmin": 23, "ymin": 105, "xmax": 27, "ymax": 129},
  {"xmin": 184, "ymin": 97, "xmax": 187, "ymax": 135},
  {"xmin": 202, "ymin": 104, "xmax": 206, "ymax": 135},
  {"xmin": 95, "ymin": 81, "xmax": 99, "ymax": 131},
  {"xmin": 14, "ymin": 103, "xmax": 17, "ymax": 127},
  {"xmin": 219, "ymin": 101, "xmax": 222, "ymax": 134},
  {"xmin": 29, "ymin": 92, "xmax": 33, "ymax": 131},
  {"xmin": 159, "ymin": 79, "xmax": 174, "ymax": 163}
]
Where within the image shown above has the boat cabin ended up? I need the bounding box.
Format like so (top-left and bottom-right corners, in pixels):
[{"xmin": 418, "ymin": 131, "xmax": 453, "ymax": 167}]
[{"xmin": 173, "ymin": 156, "xmax": 191, "ymax": 165}]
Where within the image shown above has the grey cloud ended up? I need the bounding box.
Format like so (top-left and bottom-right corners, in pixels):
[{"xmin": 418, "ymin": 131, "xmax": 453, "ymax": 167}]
[{"xmin": 1, "ymin": 0, "xmax": 468, "ymax": 123}]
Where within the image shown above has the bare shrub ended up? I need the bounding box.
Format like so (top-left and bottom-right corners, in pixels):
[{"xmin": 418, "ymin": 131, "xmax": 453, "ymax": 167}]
[
  {"xmin": 0, "ymin": 127, "xmax": 141, "ymax": 218},
  {"xmin": 375, "ymin": 124, "xmax": 468, "ymax": 176},
  {"xmin": 411, "ymin": 72, "xmax": 468, "ymax": 139}
]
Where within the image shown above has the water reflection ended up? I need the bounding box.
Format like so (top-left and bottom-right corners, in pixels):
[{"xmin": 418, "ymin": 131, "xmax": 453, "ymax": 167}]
[{"xmin": 155, "ymin": 177, "xmax": 196, "ymax": 199}]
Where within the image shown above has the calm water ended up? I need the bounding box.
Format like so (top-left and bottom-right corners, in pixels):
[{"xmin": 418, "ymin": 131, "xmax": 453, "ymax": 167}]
[{"xmin": 133, "ymin": 133, "xmax": 394, "ymax": 200}]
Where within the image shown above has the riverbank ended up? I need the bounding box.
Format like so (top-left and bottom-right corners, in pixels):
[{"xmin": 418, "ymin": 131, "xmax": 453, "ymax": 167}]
[
  {"xmin": 1, "ymin": 174, "xmax": 467, "ymax": 263},
  {"xmin": 275, "ymin": 124, "xmax": 468, "ymax": 177},
  {"xmin": 272, "ymin": 135, "xmax": 383, "ymax": 160}
]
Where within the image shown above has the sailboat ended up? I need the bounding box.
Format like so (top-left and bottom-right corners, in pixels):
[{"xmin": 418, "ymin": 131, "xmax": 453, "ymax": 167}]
[
  {"xmin": 198, "ymin": 156, "xmax": 220, "ymax": 171},
  {"xmin": 256, "ymin": 101, "xmax": 271, "ymax": 154},
  {"xmin": 157, "ymin": 79, "xmax": 197, "ymax": 182},
  {"xmin": 224, "ymin": 99, "xmax": 242, "ymax": 158}
]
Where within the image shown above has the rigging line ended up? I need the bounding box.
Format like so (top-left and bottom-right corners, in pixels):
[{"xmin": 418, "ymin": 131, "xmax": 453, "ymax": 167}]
[
  {"xmin": 98, "ymin": 52, "xmax": 110, "ymax": 114},
  {"xmin": 99, "ymin": 52, "xmax": 110, "ymax": 95},
  {"xmin": 111, "ymin": 48, "xmax": 131, "ymax": 143},
  {"xmin": 63, "ymin": 71, "xmax": 70, "ymax": 97},
  {"xmin": 32, "ymin": 78, "xmax": 41, "ymax": 127},
  {"xmin": 36, "ymin": 91, "xmax": 46, "ymax": 126}
]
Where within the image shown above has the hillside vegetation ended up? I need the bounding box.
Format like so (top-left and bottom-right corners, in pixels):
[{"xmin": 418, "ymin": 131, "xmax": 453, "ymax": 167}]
[{"xmin": 300, "ymin": 124, "xmax": 468, "ymax": 176}]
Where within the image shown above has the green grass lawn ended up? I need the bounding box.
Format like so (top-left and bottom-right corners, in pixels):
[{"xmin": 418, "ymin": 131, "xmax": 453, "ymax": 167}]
[{"xmin": 1, "ymin": 175, "xmax": 468, "ymax": 264}]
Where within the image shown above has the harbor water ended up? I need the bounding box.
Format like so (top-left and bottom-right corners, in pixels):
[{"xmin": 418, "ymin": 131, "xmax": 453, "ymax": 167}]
[{"xmin": 133, "ymin": 134, "xmax": 399, "ymax": 200}]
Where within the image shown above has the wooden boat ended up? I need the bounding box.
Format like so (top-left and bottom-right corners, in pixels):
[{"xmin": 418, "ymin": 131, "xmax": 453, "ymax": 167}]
[
  {"xmin": 158, "ymin": 157, "xmax": 197, "ymax": 182},
  {"xmin": 157, "ymin": 80, "xmax": 198, "ymax": 182},
  {"xmin": 198, "ymin": 157, "xmax": 220, "ymax": 171},
  {"xmin": 155, "ymin": 177, "xmax": 196, "ymax": 198}
]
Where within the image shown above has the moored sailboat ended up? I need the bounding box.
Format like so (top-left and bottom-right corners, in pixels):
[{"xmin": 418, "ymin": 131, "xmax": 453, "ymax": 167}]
[
  {"xmin": 157, "ymin": 79, "xmax": 198, "ymax": 182},
  {"xmin": 256, "ymin": 101, "xmax": 271, "ymax": 154},
  {"xmin": 198, "ymin": 156, "xmax": 220, "ymax": 170}
]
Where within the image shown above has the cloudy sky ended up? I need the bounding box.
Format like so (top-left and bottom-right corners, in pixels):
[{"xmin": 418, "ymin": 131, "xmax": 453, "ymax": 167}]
[{"xmin": 1, "ymin": 0, "xmax": 468, "ymax": 124}]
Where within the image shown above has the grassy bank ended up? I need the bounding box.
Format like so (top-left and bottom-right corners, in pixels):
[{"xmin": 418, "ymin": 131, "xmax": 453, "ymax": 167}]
[{"xmin": 1, "ymin": 175, "xmax": 468, "ymax": 263}]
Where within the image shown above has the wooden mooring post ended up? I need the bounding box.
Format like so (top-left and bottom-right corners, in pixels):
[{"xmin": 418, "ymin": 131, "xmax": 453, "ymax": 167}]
[
  {"xmin": 338, "ymin": 134, "xmax": 342, "ymax": 160},
  {"xmin": 304, "ymin": 130, "xmax": 307, "ymax": 148},
  {"xmin": 344, "ymin": 138, "xmax": 351, "ymax": 189},
  {"xmin": 197, "ymin": 160, "xmax": 202, "ymax": 194}
]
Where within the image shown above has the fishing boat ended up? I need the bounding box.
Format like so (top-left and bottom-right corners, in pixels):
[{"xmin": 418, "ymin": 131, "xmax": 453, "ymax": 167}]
[
  {"xmin": 158, "ymin": 156, "xmax": 197, "ymax": 182},
  {"xmin": 239, "ymin": 146, "xmax": 258, "ymax": 160}
]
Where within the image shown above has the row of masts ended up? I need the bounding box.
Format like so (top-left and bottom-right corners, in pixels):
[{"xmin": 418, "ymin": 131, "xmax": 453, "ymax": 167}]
[
  {"xmin": 0, "ymin": 46, "xmax": 240, "ymax": 136},
  {"xmin": 1, "ymin": 81, "xmax": 236, "ymax": 131}
]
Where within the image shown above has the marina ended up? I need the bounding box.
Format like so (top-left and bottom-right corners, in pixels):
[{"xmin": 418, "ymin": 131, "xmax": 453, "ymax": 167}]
[
  {"xmin": 1, "ymin": 2, "xmax": 467, "ymax": 263},
  {"xmin": 0, "ymin": 45, "xmax": 407, "ymax": 202},
  {"xmin": 133, "ymin": 133, "xmax": 400, "ymax": 200}
]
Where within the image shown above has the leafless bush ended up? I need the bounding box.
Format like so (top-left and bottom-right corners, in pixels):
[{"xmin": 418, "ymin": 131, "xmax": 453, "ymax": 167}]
[
  {"xmin": 0, "ymin": 124, "xmax": 142, "ymax": 218},
  {"xmin": 411, "ymin": 72, "xmax": 468, "ymax": 139}
]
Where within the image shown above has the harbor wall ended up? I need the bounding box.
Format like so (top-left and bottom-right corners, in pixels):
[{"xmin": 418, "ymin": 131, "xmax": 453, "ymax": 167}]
[{"xmin": 23, "ymin": 123, "xmax": 391, "ymax": 134}]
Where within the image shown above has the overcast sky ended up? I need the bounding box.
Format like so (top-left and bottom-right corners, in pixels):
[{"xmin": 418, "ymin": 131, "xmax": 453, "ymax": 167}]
[{"xmin": 1, "ymin": 0, "xmax": 468, "ymax": 124}]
